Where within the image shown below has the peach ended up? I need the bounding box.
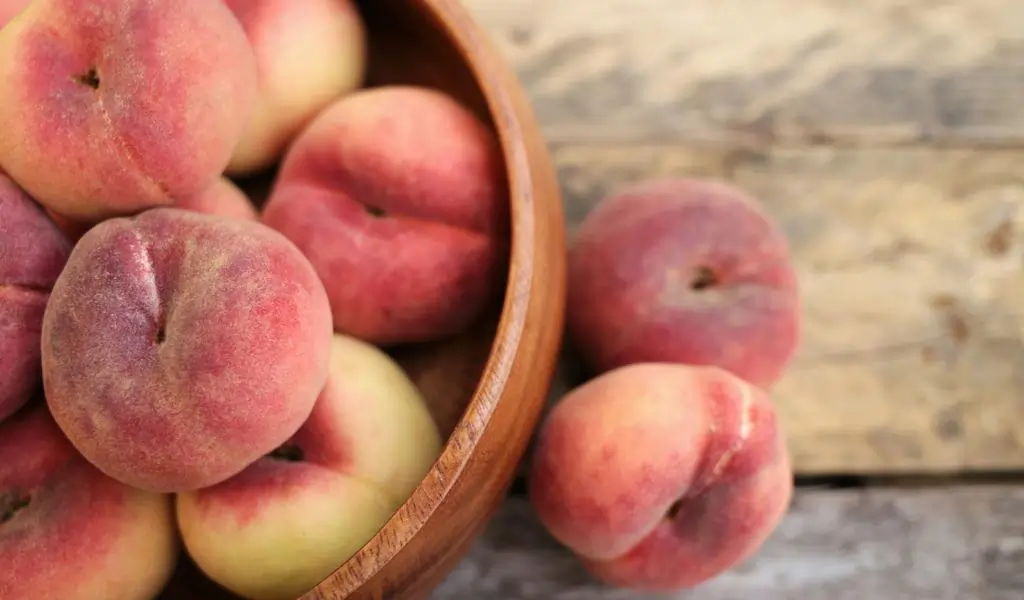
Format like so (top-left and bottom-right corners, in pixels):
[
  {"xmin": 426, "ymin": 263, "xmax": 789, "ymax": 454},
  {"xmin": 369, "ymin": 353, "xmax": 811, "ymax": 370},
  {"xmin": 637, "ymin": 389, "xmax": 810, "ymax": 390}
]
[
  {"xmin": 176, "ymin": 333, "xmax": 442, "ymax": 600},
  {"xmin": 223, "ymin": 0, "xmax": 367, "ymax": 176},
  {"xmin": 261, "ymin": 85, "xmax": 510, "ymax": 346},
  {"xmin": 0, "ymin": 0, "xmax": 258, "ymax": 223},
  {"xmin": 528, "ymin": 363, "xmax": 792, "ymax": 592},
  {"xmin": 567, "ymin": 178, "xmax": 800, "ymax": 389},
  {"xmin": 0, "ymin": 173, "xmax": 71, "ymax": 423},
  {"xmin": 41, "ymin": 208, "xmax": 333, "ymax": 493},
  {"xmin": 0, "ymin": 405, "xmax": 179, "ymax": 600},
  {"xmin": 175, "ymin": 177, "xmax": 259, "ymax": 221},
  {"xmin": 0, "ymin": 0, "xmax": 27, "ymax": 28}
]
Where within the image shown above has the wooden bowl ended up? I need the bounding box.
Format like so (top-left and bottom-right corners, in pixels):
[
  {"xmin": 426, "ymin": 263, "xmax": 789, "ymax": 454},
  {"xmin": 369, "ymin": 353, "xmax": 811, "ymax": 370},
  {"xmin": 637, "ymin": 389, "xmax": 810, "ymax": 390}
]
[{"xmin": 160, "ymin": 0, "xmax": 567, "ymax": 598}]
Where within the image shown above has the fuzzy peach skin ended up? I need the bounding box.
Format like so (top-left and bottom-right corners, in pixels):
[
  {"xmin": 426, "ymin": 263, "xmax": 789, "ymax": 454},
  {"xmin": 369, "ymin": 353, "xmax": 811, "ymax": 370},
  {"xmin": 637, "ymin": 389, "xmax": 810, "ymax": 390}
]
[
  {"xmin": 0, "ymin": 0, "xmax": 258, "ymax": 223},
  {"xmin": 176, "ymin": 333, "xmax": 442, "ymax": 600},
  {"xmin": 41, "ymin": 208, "xmax": 333, "ymax": 493},
  {"xmin": 0, "ymin": 0, "xmax": 28, "ymax": 28},
  {"xmin": 528, "ymin": 363, "xmax": 793, "ymax": 592},
  {"xmin": 223, "ymin": 0, "xmax": 367, "ymax": 176},
  {"xmin": 567, "ymin": 178, "xmax": 800, "ymax": 389},
  {"xmin": 0, "ymin": 406, "xmax": 179, "ymax": 600},
  {"xmin": 175, "ymin": 177, "xmax": 259, "ymax": 221},
  {"xmin": 262, "ymin": 85, "xmax": 510, "ymax": 346},
  {"xmin": 0, "ymin": 173, "xmax": 71, "ymax": 423}
]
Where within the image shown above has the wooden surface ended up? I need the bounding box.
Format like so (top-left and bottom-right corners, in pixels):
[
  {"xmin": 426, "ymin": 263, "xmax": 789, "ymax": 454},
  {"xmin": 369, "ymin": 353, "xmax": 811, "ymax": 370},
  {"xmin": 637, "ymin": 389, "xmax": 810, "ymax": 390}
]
[
  {"xmin": 434, "ymin": 485, "xmax": 1024, "ymax": 600},
  {"xmin": 463, "ymin": 0, "xmax": 1024, "ymax": 145},
  {"xmin": 461, "ymin": 0, "xmax": 1024, "ymax": 476}
]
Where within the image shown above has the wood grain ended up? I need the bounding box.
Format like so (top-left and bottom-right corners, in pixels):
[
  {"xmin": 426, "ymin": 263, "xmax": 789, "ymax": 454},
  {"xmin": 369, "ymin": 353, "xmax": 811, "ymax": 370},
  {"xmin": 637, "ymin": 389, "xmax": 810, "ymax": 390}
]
[
  {"xmin": 463, "ymin": 0, "xmax": 1024, "ymax": 145},
  {"xmin": 434, "ymin": 485, "xmax": 1024, "ymax": 599},
  {"xmin": 453, "ymin": 0, "xmax": 1024, "ymax": 475},
  {"xmin": 519, "ymin": 143, "xmax": 1024, "ymax": 476}
]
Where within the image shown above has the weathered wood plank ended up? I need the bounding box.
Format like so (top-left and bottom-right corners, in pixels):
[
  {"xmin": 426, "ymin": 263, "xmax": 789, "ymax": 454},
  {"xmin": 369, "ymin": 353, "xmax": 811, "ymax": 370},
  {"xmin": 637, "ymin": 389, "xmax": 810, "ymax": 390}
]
[
  {"xmin": 463, "ymin": 0, "xmax": 1024, "ymax": 144},
  {"xmin": 433, "ymin": 486, "xmax": 1024, "ymax": 599},
  {"xmin": 525, "ymin": 143, "xmax": 1024, "ymax": 475}
]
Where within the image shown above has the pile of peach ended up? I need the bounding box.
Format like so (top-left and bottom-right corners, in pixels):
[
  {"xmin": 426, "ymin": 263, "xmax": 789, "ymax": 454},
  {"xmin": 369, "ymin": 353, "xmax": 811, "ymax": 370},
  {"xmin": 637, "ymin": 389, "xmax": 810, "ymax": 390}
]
[
  {"xmin": 1, "ymin": 0, "xmax": 804, "ymax": 598},
  {"xmin": 527, "ymin": 177, "xmax": 801, "ymax": 592},
  {"xmin": 0, "ymin": 1, "xmax": 510, "ymax": 600}
]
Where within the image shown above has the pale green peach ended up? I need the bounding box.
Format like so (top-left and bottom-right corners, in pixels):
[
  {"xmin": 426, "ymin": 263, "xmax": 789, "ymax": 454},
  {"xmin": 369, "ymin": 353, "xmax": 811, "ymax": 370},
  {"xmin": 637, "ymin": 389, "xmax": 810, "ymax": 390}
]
[{"xmin": 176, "ymin": 333, "xmax": 442, "ymax": 600}]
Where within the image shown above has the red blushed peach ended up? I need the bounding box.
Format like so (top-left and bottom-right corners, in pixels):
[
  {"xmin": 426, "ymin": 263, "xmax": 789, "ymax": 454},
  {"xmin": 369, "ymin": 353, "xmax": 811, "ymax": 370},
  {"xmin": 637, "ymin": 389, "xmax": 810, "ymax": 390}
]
[
  {"xmin": 567, "ymin": 178, "xmax": 801, "ymax": 389},
  {"xmin": 0, "ymin": 0, "xmax": 27, "ymax": 28},
  {"xmin": 261, "ymin": 85, "xmax": 510, "ymax": 346},
  {"xmin": 0, "ymin": 173, "xmax": 71, "ymax": 423},
  {"xmin": 176, "ymin": 334, "xmax": 441, "ymax": 600},
  {"xmin": 0, "ymin": 406, "xmax": 179, "ymax": 600},
  {"xmin": 528, "ymin": 363, "xmax": 792, "ymax": 592},
  {"xmin": 0, "ymin": 0, "xmax": 258, "ymax": 222},
  {"xmin": 41, "ymin": 208, "xmax": 333, "ymax": 493},
  {"xmin": 175, "ymin": 177, "xmax": 259, "ymax": 221},
  {"xmin": 223, "ymin": 0, "xmax": 367, "ymax": 176}
]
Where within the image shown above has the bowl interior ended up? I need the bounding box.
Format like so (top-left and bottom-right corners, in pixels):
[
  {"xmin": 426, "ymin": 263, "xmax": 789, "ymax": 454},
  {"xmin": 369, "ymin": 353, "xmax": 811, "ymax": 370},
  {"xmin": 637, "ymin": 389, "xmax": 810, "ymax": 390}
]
[{"xmin": 158, "ymin": 1, "xmax": 513, "ymax": 599}]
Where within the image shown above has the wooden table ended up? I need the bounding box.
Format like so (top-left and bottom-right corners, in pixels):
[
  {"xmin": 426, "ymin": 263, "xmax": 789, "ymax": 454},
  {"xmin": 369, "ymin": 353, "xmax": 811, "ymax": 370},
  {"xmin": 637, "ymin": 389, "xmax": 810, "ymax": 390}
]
[{"xmin": 432, "ymin": 1, "xmax": 1024, "ymax": 597}]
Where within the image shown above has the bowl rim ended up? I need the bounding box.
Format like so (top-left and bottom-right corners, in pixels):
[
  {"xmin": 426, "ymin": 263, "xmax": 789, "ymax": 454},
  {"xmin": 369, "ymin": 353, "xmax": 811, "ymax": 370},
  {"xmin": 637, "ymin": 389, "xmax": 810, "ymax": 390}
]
[{"xmin": 305, "ymin": 0, "xmax": 565, "ymax": 597}]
